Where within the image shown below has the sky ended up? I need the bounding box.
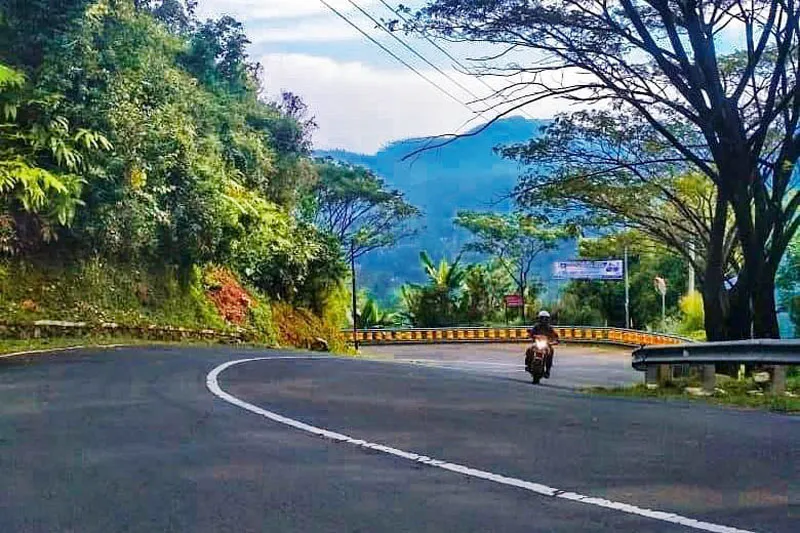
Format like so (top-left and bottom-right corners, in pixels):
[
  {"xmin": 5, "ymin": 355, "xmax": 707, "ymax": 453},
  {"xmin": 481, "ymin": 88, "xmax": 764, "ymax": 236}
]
[{"xmin": 196, "ymin": 0, "xmax": 570, "ymax": 153}]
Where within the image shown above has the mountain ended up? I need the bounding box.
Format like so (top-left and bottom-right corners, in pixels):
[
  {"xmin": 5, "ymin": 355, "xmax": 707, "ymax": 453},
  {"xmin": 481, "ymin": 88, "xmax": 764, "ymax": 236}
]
[{"xmin": 316, "ymin": 117, "xmax": 572, "ymax": 301}]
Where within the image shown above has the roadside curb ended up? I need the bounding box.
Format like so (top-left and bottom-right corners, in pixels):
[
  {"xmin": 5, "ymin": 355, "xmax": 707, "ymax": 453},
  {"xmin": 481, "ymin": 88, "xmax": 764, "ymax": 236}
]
[{"xmin": 0, "ymin": 343, "xmax": 131, "ymax": 360}]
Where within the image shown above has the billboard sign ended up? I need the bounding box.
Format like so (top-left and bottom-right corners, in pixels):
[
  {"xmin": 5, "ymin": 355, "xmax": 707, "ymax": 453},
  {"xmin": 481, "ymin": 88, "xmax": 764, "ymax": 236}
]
[
  {"xmin": 504, "ymin": 294, "xmax": 524, "ymax": 308},
  {"xmin": 553, "ymin": 260, "xmax": 624, "ymax": 280}
]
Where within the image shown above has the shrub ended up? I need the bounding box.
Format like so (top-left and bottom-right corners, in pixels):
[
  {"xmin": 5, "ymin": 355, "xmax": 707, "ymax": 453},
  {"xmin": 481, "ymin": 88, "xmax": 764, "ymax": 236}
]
[
  {"xmin": 678, "ymin": 291, "xmax": 706, "ymax": 340},
  {"xmin": 271, "ymin": 301, "xmax": 347, "ymax": 352}
]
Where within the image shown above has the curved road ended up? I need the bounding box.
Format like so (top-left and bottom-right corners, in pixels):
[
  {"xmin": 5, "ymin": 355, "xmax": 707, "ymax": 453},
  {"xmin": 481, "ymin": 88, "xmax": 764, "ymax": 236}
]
[
  {"xmin": 0, "ymin": 346, "xmax": 796, "ymax": 532},
  {"xmin": 362, "ymin": 343, "xmax": 642, "ymax": 389}
]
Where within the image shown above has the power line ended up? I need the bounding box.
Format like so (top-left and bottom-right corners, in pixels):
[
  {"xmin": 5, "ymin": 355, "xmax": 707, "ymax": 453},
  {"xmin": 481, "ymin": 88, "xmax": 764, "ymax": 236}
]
[
  {"xmin": 317, "ymin": 0, "xmax": 482, "ymax": 116},
  {"xmin": 377, "ymin": 0, "xmax": 537, "ymax": 121},
  {"xmin": 345, "ymin": 0, "xmax": 490, "ymax": 115}
]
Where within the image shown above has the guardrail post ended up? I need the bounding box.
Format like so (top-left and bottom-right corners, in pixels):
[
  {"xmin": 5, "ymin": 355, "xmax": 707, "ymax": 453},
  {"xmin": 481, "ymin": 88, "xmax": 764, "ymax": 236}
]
[
  {"xmin": 645, "ymin": 365, "xmax": 658, "ymax": 387},
  {"xmin": 700, "ymin": 364, "xmax": 716, "ymax": 393},
  {"xmin": 768, "ymin": 366, "xmax": 786, "ymax": 395},
  {"xmin": 645, "ymin": 364, "xmax": 671, "ymax": 387}
]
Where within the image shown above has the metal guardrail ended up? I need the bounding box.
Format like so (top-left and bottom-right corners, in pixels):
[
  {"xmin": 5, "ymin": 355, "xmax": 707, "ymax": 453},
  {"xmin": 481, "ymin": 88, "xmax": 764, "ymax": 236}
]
[
  {"xmin": 632, "ymin": 339, "xmax": 799, "ymax": 394},
  {"xmin": 632, "ymin": 339, "xmax": 800, "ymax": 370},
  {"xmin": 347, "ymin": 326, "xmax": 688, "ymax": 347}
]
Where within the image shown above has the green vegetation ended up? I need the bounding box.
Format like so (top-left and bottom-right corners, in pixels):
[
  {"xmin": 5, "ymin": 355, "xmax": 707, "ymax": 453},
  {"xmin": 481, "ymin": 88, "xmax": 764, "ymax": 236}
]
[
  {"xmin": 301, "ymin": 160, "xmax": 421, "ymax": 261},
  {"xmin": 0, "ymin": 1, "xmax": 355, "ymax": 348},
  {"xmin": 397, "ymin": 251, "xmax": 542, "ymax": 328},
  {"xmin": 455, "ymin": 211, "xmax": 573, "ymax": 321},
  {"xmin": 587, "ymin": 378, "xmax": 800, "ymax": 414},
  {"xmin": 356, "ymin": 297, "xmax": 396, "ymax": 329},
  {"xmin": 0, "ymin": 259, "xmax": 224, "ymax": 328},
  {"xmin": 777, "ymin": 232, "xmax": 800, "ymax": 336},
  {"xmin": 550, "ymin": 231, "xmax": 690, "ymax": 331},
  {"xmin": 406, "ymin": 0, "xmax": 800, "ymax": 340},
  {"xmin": 677, "ymin": 291, "xmax": 706, "ymax": 341},
  {"xmin": 399, "ymin": 251, "xmax": 467, "ymax": 327}
]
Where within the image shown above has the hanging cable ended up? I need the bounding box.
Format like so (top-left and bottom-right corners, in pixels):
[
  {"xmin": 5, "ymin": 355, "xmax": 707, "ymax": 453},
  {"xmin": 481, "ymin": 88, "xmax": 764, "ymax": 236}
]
[
  {"xmin": 377, "ymin": 0, "xmax": 538, "ymax": 120},
  {"xmin": 317, "ymin": 0, "xmax": 483, "ymax": 116},
  {"xmin": 346, "ymin": 0, "xmax": 490, "ymax": 114}
]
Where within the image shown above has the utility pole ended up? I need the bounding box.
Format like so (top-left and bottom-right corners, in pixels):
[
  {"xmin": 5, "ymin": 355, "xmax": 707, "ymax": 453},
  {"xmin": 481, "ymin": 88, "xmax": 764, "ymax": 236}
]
[
  {"xmin": 350, "ymin": 241, "xmax": 359, "ymax": 351},
  {"xmin": 654, "ymin": 277, "xmax": 667, "ymax": 329},
  {"xmin": 624, "ymin": 243, "xmax": 630, "ymax": 329}
]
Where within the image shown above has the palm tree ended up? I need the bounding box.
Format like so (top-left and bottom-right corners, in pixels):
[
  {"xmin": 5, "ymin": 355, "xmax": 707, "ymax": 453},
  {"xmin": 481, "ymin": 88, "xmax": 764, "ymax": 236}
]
[
  {"xmin": 419, "ymin": 251, "xmax": 466, "ymax": 291},
  {"xmin": 356, "ymin": 297, "xmax": 396, "ymax": 328},
  {"xmin": 398, "ymin": 251, "xmax": 466, "ymax": 327}
]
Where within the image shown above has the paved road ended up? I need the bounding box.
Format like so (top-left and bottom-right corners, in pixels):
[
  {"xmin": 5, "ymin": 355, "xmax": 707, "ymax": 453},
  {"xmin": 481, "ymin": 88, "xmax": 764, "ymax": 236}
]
[
  {"xmin": 362, "ymin": 343, "xmax": 641, "ymax": 389},
  {"xmin": 0, "ymin": 346, "xmax": 796, "ymax": 533}
]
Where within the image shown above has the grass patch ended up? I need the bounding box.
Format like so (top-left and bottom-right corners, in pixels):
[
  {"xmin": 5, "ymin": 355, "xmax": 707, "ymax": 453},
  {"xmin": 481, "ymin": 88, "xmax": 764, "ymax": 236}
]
[
  {"xmin": 586, "ymin": 381, "xmax": 800, "ymax": 414},
  {"xmin": 0, "ymin": 258, "xmax": 227, "ymax": 329}
]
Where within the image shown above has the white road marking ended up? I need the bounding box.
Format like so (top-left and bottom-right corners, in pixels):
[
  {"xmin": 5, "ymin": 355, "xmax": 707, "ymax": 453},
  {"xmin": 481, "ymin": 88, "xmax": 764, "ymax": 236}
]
[
  {"xmin": 400, "ymin": 359, "xmax": 520, "ymax": 367},
  {"xmin": 207, "ymin": 356, "xmax": 758, "ymax": 533}
]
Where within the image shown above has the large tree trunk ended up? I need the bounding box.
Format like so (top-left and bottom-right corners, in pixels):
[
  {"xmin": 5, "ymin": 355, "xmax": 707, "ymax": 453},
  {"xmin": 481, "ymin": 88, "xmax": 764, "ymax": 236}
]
[
  {"xmin": 702, "ymin": 282, "xmax": 727, "ymax": 341},
  {"xmin": 729, "ymin": 180, "xmax": 781, "ymax": 339},
  {"xmin": 753, "ymin": 273, "xmax": 780, "ymax": 338},
  {"xmin": 701, "ymin": 193, "xmax": 752, "ymax": 341},
  {"xmin": 701, "ymin": 281, "xmax": 752, "ymax": 341},
  {"xmin": 725, "ymin": 281, "xmax": 752, "ymax": 340}
]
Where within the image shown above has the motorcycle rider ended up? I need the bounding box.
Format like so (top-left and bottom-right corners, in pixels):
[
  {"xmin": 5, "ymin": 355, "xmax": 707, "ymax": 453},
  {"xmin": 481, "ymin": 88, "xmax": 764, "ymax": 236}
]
[{"xmin": 527, "ymin": 310, "xmax": 559, "ymax": 378}]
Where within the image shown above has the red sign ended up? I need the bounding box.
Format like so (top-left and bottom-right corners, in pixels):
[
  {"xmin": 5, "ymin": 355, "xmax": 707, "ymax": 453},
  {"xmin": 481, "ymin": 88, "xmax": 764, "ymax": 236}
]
[{"xmin": 504, "ymin": 294, "xmax": 524, "ymax": 308}]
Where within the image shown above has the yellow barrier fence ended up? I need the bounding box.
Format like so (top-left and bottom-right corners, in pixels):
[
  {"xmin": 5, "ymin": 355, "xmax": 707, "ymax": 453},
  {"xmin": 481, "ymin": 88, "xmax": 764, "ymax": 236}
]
[{"xmin": 346, "ymin": 326, "xmax": 688, "ymax": 348}]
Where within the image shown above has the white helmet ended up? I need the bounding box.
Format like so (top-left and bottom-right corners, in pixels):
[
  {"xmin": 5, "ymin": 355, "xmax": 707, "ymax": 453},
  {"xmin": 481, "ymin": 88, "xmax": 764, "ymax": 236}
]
[{"xmin": 538, "ymin": 310, "xmax": 551, "ymax": 319}]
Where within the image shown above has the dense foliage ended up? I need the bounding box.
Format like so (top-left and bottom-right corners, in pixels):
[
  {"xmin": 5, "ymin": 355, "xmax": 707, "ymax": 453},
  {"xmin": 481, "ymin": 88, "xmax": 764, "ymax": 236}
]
[
  {"xmin": 455, "ymin": 211, "xmax": 572, "ymax": 320},
  {"xmin": 405, "ymin": 0, "xmax": 800, "ymax": 340},
  {"xmin": 398, "ymin": 251, "xmax": 539, "ymax": 327},
  {"xmin": 777, "ymin": 233, "xmax": 800, "ymax": 336},
  {"xmin": 0, "ymin": 0, "xmax": 346, "ymax": 336},
  {"xmin": 301, "ymin": 159, "xmax": 421, "ymax": 261},
  {"xmin": 552, "ymin": 232, "xmax": 689, "ymax": 331}
]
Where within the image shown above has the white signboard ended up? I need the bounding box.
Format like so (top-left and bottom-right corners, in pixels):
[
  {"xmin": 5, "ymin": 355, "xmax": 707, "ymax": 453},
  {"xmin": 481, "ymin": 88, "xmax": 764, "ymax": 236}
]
[
  {"xmin": 553, "ymin": 260, "xmax": 624, "ymax": 280},
  {"xmin": 654, "ymin": 277, "xmax": 667, "ymax": 296}
]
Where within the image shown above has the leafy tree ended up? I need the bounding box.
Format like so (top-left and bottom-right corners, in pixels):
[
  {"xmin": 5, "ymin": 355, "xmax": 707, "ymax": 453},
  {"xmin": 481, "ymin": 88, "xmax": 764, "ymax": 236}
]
[
  {"xmin": 557, "ymin": 231, "xmax": 688, "ymax": 329},
  {"xmin": 182, "ymin": 14, "xmax": 257, "ymax": 93},
  {"xmin": 404, "ymin": 0, "xmax": 800, "ymax": 339},
  {"xmin": 134, "ymin": 0, "xmax": 197, "ymax": 33},
  {"xmin": 0, "ymin": 0, "xmax": 93, "ymax": 68},
  {"xmin": 356, "ymin": 297, "xmax": 396, "ymax": 328},
  {"xmin": 777, "ymin": 233, "xmax": 800, "ymax": 336},
  {"xmin": 399, "ymin": 251, "xmax": 465, "ymax": 327},
  {"xmin": 303, "ymin": 160, "xmax": 421, "ymax": 261},
  {"xmin": 455, "ymin": 211, "xmax": 572, "ymax": 320},
  {"xmin": 419, "ymin": 250, "xmax": 466, "ymax": 291},
  {"xmin": 0, "ymin": 61, "xmax": 111, "ymax": 250},
  {"xmin": 460, "ymin": 262, "xmax": 509, "ymax": 325},
  {"xmin": 505, "ymin": 114, "xmax": 743, "ymax": 339},
  {"xmin": 272, "ymin": 91, "xmax": 318, "ymax": 157},
  {"xmin": 0, "ymin": 0, "xmax": 348, "ymax": 318}
]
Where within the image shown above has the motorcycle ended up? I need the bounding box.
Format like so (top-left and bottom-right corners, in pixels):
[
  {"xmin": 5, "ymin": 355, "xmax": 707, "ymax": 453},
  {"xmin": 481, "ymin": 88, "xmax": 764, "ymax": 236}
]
[{"xmin": 525, "ymin": 335, "xmax": 551, "ymax": 384}]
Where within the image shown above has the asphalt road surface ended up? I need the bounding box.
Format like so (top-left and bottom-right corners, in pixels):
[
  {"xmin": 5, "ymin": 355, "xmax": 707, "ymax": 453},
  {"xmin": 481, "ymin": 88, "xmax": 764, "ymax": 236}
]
[
  {"xmin": 0, "ymin": 346, "xmax": 796, "ymax": 533},
  {"xmin": 362, "ymin": 343, "xmax": 642, "ymax": 389}
]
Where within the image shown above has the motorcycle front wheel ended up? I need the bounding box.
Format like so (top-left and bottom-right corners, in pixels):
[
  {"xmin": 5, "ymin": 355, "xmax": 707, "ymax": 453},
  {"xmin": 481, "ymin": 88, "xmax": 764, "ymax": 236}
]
[{"xmin": 529, "ymin": 364, "xmax": 544, "ymax": 384}]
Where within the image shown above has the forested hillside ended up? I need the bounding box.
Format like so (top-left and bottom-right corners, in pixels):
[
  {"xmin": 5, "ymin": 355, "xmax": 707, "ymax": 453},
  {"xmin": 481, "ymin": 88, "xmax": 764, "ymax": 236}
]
[
  {"xmin": 0, "ymin": 0, "xmax": 347, "ymax": 348},
  {"xmin": 318, "ymin": 117, "xmax": 573, "ymax": 300}
]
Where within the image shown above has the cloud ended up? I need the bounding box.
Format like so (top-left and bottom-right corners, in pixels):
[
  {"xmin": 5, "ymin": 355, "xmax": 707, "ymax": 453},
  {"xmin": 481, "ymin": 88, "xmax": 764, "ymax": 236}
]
[
  {"xmin": 260, "ymin": 54, "xmax": 573, "ymax": 153},
  {"xmin": 245, "ymin": 16, "xmax": 361, "ymax": 44},
  {"xmin": 197, "ymin": 0, "xmax": 379, "ymax": 21}
]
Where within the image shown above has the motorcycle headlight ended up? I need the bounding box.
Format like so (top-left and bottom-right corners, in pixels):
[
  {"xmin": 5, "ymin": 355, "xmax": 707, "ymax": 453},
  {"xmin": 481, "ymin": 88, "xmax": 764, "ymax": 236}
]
[{"xmin": 535, "ymin": 339, "xmax": 548, "ymax": 350}]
